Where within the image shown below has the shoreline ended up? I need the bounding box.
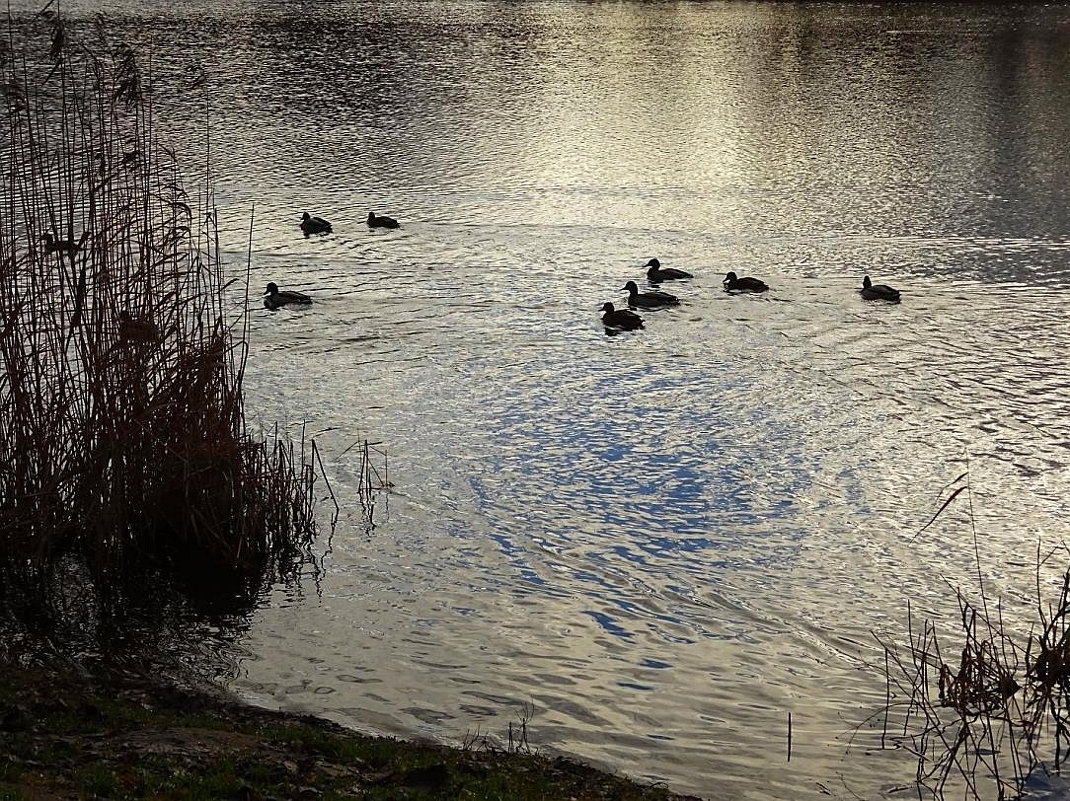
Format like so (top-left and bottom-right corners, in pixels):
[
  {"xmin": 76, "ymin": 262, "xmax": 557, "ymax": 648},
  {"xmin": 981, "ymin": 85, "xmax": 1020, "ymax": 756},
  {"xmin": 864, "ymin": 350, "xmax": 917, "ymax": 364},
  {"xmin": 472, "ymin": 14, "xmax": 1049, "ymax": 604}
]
[{"xmin": 0, "ymin": 661, "xmax": 706, "ymax": 800}]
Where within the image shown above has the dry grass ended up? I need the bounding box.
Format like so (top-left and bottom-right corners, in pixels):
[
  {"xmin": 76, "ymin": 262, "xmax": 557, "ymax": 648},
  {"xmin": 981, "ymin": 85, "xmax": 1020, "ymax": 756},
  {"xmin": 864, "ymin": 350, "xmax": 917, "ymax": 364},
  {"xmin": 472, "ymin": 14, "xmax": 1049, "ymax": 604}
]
[{"xmin": 0, "ymin": 10, "xmax": 320, "ymax": 653}]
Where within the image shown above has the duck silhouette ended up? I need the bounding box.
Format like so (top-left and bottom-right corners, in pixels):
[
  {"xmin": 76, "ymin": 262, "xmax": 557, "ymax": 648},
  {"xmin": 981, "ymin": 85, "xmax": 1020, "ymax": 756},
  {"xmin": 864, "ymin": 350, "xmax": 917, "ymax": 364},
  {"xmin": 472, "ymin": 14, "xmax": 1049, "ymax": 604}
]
[
  {"xmin": 300, "ymin": 212, "xmax": 332, "ymax": 235},
  {"xmin": 118, "ymin": 311, "xmax": 162, "ymax": 343},
  {"xmin": 860, "ymin": 275, "xmax": 901, "ymax": 302},
  {"xmin": 723, "ymin": 271, "xmax": 768, "ymax": 293},
  {"xmin": 600, "ymin": 302, "xmax": 644, "ymax": 330},
  {"xmin": 367, "ymin": 211, "xmax": 400, "ymax": 229},
  {"xmin": 645, "ymin": 258, "xmax": 693, "ymax": 282},
  {"xmin": 263, "ymin": 282, "xmax": 312, "ymax": 310},
  {"xmin": 42, "ymin": 232, "xmax": 78, "ymax": 254},
  {"xmin": 622, "ymin": 280, "xmax": 679, "ymax": 309}
]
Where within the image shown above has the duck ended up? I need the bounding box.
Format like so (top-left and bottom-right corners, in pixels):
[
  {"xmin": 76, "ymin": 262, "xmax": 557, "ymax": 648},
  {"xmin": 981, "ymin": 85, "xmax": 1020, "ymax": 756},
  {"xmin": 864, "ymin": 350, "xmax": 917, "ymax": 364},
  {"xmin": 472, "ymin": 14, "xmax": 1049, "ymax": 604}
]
[
  {"xmin": 263, "ymin": 282, "xmax": 312, "ymax": 310},
  {"xmin": 645, "ymin": 258, "xmax": 693, "ymax": 282},
  {"xmin": 600, "ymin": 302, "xmax": 644, "ymax": 331},
  {"xmin": 300, "ymin": 212, "xmax": 332, "ymax": 235},
  {"xmin": 723, "ymin": 271, "xmax": 768, "ymax": 293},
  {"xmin": 860, "ymin": 275, "xmax": 901, "ymax": 303},
  {"xmin": 367, "ymin": 211, "xmax": 400, "ymax": 229},
  {"xmin": 118, "ymin": 311, "xmax": 162, "ymax": 343},
  {"xmin": 622, "ymin": 280, "xmax": 680, "ymax": 309},
  {"xmin": 42, "ymin": 232, "xmax": 78, "ymax": 254}
]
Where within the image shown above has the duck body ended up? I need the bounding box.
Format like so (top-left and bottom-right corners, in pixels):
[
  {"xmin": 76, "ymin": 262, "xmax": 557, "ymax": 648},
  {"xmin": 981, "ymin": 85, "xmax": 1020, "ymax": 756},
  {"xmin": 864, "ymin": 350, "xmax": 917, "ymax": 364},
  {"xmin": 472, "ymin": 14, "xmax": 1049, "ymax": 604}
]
[
  {"xmin": 300, "ymin": 212, "xmax": 332, "ymax": 235},
  {"xmin": 118, "ymin": 311, "xmax": 162, "ymax": 343},
  {"xmin": 644, "ymin": 258, "xmax": 693, "ymax": 282},
  {"xmin": 723, "ymin": 271, "xmax": 768, "ymax": 293},
  {"xmin": 860, "ymin": 275, "xmax": 901, "ymax": 303},
  {"xmin": 263, "ymin": 282, "xmax": 312, "ymax": 310},
  {"xmin": 600, "ymin": 302, "xmax": 644, "ymax": 331},
  {"xmin": 367, "ymin": 211, "xmax": 400, "ymax": 229},
  {"xmin": 622, "ymin": 280, "xmax": 679, "ymax": 309},
  {"xmin": 42, "ymin": 232, "xmax": 78, "ymax": 254}
]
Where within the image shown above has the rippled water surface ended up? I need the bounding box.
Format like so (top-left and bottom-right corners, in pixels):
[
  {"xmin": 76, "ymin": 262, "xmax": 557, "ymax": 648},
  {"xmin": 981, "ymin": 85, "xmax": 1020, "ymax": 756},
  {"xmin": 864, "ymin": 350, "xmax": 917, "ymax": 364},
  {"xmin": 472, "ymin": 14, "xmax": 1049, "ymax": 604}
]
[{"xmin": 18, "ymin": 1, "xmax": 1070, "ymax": 797}]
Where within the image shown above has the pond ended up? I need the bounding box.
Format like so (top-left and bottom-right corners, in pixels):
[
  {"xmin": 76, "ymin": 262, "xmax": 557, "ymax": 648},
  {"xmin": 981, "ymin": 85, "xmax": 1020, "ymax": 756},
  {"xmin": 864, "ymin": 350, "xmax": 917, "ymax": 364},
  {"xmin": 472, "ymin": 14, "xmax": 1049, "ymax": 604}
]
[{"xmin": 16, "ymin": 1, "xmax": 1070, "ymax": 797}]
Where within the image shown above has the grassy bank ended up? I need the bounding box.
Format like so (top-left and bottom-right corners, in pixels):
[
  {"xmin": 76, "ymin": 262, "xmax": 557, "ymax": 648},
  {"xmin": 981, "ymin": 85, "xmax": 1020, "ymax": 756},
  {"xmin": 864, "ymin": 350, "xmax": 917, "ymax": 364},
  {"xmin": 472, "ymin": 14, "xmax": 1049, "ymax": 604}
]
[{"xmin": 0, "ymin": 662, "xmax": 702, "ymax": 801}]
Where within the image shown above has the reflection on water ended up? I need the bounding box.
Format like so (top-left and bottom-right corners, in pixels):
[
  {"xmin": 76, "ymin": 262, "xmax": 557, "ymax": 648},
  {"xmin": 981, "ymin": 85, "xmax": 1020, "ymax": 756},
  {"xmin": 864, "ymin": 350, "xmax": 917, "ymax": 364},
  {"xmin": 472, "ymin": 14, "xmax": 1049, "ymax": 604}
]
[{"xmin": 12, "ymin": 1, "xmax": 1070, "ymax": 798}]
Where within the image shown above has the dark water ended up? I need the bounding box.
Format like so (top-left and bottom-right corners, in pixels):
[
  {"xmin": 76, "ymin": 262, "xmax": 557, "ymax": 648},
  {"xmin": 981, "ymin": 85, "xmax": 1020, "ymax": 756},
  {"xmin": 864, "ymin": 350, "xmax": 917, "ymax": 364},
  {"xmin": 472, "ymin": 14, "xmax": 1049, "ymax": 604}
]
[{"xmin": 15, "ymin": 1, "xmax": 1070, "ymax": 797}]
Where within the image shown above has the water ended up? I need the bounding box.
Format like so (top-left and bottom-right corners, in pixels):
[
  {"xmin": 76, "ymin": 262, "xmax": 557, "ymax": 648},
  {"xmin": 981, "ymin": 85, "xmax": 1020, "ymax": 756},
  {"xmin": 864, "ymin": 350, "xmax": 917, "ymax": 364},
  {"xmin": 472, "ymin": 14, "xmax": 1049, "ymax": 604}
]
[{"xmin": 16, "ymin": 1, "xmax": 1070, "ymax": 797}]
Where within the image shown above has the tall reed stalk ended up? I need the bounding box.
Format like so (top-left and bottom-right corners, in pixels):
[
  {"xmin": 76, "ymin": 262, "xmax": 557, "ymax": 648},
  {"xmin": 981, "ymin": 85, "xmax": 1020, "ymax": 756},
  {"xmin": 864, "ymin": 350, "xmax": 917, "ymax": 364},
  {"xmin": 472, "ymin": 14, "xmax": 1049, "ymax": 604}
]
[{"xmin": 0, "ymin": 12, "xmax": 318, "ymax": 652}]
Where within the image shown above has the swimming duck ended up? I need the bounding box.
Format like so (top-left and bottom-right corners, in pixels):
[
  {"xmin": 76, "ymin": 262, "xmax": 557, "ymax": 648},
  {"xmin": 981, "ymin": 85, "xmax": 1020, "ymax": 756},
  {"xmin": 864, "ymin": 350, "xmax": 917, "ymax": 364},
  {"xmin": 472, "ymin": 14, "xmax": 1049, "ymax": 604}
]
[
  {"xmin": 118, "ymin": 311, "xmax": 162, "ymax": 343},
  {"xmin": 645, "ymin": 258, "xmax": 693, "ymax": 282},
  {"xmin": 42, "ymin": 232, "xmax": 78, "ymax": 254},
  {"xmin": 860, "ymin": 275, "xmax": 901, "ymax": 303},
  {"xmin": 367, "ymin": 211, "xmax": 400, "ymax": 229},
  {"xmin": 300, "ymin": 212, "xmax": 332, "ymax": 235},
  {"xmin": 723, "ymin": 271, "xmax": 768, "ymax": 293},
  {"xmin": 622, "ymin": 280, "xmax": 680, "ymax": 309},
  {"xmin": 600, "ymin": 302, "xmax": 644, "ymax": 331},
  {"xmin": 263, "ymin": 282, "xmax": 312, "ymax": 310}
]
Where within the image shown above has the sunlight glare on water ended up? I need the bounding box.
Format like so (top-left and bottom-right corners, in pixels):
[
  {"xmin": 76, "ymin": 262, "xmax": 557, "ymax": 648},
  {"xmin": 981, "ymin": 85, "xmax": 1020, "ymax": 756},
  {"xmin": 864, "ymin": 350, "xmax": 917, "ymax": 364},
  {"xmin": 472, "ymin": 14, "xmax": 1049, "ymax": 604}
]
[{"xmin": 12, "ymin": 0, "xmax": 1070, "ymax": 797}]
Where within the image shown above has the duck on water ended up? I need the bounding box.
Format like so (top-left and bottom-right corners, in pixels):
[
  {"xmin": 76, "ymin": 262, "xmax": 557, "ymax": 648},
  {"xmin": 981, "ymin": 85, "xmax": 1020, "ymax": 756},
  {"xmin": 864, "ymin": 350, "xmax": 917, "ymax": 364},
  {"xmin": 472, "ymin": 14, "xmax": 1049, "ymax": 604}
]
[
  {"xmin": 723, "ymin": 271, "xmax": 768, "ymax": 293},
  {"xmin": 644, "ymin": 258, "xmax": 693, "ymax": 282},
  {"xmin": 118, "ymin": 311, "xmax": 162, "ymax": 343},
  {"xmin": 600, "ymin": 302, "xmax": 644, "ymax": 331},
  {"xmin": 264, "ymin": 282, "xmax": 313, "ymax": 310},
  {"xmin": 42, "ymin": 232, "xmax": 79, "ymax": 254},
  {"xmin": 300, "ymin": 212, "xmax": 332, "ymax": 235},
  {"xmin": 860, "ymin": 275, "xmax": 901, "ymax": 302},
  {"xmin": 622, "ymin": 280, "xmax": 680, "ymax": 309},
  {"xmin": 367, "ymin": 211, "xmax": 400, "ymax": 229}
]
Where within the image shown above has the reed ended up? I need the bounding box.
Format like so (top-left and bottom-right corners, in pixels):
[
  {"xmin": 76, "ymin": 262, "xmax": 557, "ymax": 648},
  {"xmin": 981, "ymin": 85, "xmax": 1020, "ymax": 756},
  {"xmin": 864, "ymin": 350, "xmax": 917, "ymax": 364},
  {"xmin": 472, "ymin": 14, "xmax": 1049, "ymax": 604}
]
[
  {"xmin": 876, "ymin": 471, "xmax": 1070, "ymax": 799},
  {"xmin": 0, "ymin": 12, "xmax": 319, "ymax": 652}
]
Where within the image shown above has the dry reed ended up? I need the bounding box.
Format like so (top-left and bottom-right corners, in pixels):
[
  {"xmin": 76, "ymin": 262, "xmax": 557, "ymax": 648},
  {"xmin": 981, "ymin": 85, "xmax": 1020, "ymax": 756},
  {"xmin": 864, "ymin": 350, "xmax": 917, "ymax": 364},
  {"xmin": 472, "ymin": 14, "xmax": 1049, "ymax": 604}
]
[
  {"xmin": 877, "ymin": 471, "xmax": 1070, "ymax": 799},
  {"xmin": 0, "ymin": 12, "xmax": 319, "ymax": 653}
]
